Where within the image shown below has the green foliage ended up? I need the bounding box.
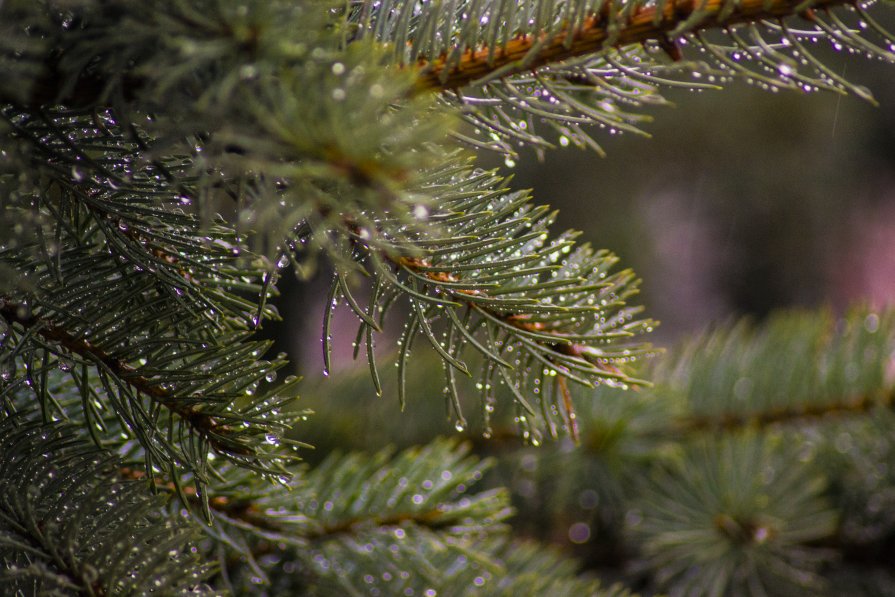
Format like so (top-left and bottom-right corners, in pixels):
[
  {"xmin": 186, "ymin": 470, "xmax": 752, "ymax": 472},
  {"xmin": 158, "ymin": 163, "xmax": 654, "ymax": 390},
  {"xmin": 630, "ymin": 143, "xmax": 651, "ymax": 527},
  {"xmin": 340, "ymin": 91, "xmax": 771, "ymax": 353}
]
[
  {"xmin": 330, "ymin": 160, "xmax": 656, "ymax": 438},
  {"xmin": 0, "ymin": 414, "xmax": 214, "ymax": 596},
  {"xmin": 632, "ymin": 435, "xmax": 838, "ymax": 596},
  {"xmin": 1, "ymin": 0, "xmax": 894, "ymax": 594},
  {"xmin": 0, "ymin": 104, "xmax": 303, "ymax": 496},
  {"xmin": 474, "ymin": 306, "xmax": 895, "ymax": 595},
  {"xmin": 185, "ymin": 439, "xmax": 610, "ymax": 595},
  {"xmin": 289, "ymin": 440, "xmax": 511, "ymax": 594},
  {"xmin": 353, "ymin": 0, "xmax": 895, "ymax": 154},
  {"xmin": 646, "ymin": 306, "xmax": 895, "ymax": 429}
]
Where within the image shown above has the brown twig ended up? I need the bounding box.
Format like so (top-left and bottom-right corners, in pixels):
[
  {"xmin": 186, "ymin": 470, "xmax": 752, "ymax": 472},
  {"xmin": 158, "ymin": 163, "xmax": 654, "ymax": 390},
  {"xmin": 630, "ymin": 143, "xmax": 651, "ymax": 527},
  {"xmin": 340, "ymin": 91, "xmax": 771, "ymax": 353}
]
[
  {"xmin": 415, "ymin": 0, "xmax": 848, "ymax": 90},
  {"xmin": 118, "ymin": 466, "xmax": 279, "ymax": 530},
  {"xmin": 394, "ymin": 255, "xmax": 625, "ymax": 379},
  {"xmin": 0, "ymin": 301, "xmax": 251, "ymax": 456},
  {"xmin": 7, "ymin": 0, "xmax": 850, "ymax": 109},
  {"xmin": 658, "ymin": 390, "xmax": 895, "ymax": 437},
  {"xmin": 304, "ymin": 508, "xmax": 454, "ymax": 540},
  {"xmin": 120, "ymin": 464, "xmax": 458, "ymax": 541}
]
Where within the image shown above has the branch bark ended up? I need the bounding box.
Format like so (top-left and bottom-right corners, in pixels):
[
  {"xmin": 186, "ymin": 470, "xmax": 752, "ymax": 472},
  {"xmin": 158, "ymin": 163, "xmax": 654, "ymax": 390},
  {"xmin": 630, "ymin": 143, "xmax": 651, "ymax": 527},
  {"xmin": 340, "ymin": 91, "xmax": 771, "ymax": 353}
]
[
  {"xmin": 0, "ymin": 301, "xmax": 252, "ymax": 457},
  {"xmin": 658, "ymin": 390, "xmax": 894, "ymax": 437},
  {"xmin": 414, "ymin": 0, "xmax": 849, "ymax": 90},
  {"xmin": 4, "ymin": 0, "xmax": 853, "ymax": 109}
]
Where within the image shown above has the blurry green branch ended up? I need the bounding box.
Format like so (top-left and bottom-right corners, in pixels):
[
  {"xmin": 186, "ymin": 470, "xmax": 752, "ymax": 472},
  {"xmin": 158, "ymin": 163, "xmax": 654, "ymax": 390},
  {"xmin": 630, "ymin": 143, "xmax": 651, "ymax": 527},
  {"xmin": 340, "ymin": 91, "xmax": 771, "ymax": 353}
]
[{"xmin": 660, "ymin": 389, "xmax": 894, "ymax": 436}]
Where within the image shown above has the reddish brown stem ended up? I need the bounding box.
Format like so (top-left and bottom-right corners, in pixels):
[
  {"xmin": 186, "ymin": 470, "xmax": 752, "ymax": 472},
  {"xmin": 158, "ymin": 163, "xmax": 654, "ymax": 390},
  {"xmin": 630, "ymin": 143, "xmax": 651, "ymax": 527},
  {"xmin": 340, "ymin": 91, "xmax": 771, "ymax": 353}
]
[
  {"xmin": 0, "ymin": 301, "xmax": 250, "ymax": 456},
  {"xmin": 415, "ymin": 0, "xmax": 849, "ymax": 90},
  {"xmin": 665, "ymin": 391, "xmax": 894, "ymax": 436}
]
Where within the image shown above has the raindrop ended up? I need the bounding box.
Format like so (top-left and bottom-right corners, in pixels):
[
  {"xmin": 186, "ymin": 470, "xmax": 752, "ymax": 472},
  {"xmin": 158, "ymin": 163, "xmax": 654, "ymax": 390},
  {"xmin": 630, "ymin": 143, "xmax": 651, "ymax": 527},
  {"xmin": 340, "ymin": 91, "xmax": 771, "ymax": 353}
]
[
  {"xmin": 568, "ymin": 521, "xmax": 591, "ymax": 544},
  {"xmin": 864, "ymin": 313, "xmax": 880, "ymax": 333}
]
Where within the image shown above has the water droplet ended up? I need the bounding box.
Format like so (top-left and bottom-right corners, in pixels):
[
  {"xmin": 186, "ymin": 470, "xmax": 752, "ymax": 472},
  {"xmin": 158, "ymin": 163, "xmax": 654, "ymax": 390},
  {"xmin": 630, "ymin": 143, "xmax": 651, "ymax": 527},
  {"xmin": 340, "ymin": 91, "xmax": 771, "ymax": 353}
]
[
  {"xmin": 568, "ymin": 521, "xmax": 591, "ymax": 544},
  {"xmin": 865, "ymin": 313, "xmax": 880, "ymax": 333}
]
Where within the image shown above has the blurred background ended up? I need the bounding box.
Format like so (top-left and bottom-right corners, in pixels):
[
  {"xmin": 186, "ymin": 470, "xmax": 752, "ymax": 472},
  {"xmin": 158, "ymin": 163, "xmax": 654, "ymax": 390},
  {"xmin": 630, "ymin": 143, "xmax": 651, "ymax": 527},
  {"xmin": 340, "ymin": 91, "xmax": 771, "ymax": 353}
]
[{"xmin": 497, "ymin": 61, "xmax": 895, "ymax": 343}]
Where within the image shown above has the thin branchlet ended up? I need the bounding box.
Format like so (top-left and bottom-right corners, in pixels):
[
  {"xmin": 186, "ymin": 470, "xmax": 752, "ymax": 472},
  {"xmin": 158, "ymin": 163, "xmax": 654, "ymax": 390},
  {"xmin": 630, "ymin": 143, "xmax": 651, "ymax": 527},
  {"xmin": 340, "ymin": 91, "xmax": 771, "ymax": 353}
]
[
  {"xmin": 654, "ymin": 390, "xmax": 895, "ymax": 437},
  {"xmin": 396, "ymin": 254, "xmax": 626, "ymax": 379},
  {"xmin": 0, "ymin": 302, "xmax": 252, "ymax": 456}
]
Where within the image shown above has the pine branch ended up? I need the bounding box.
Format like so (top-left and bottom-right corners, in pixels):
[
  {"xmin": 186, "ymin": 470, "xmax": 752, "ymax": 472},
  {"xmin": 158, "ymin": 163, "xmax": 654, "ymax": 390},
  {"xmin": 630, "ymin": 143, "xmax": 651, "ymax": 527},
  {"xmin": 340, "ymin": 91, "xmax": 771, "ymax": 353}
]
[
  {"xmin": 355, "ymin": 0, "xmax": 894, "ymax": 152},
  {"xmin": 662, "ymin": 388, "xmax": 895, "ymax": 436},
  {"xmin": 0, "ymin": 414, "xmax": 215, "ymax": 596},
  {"xmin": 632, "ymin": 434, "xmax": 838, "ymax": 595},
  {"xmin": 146, "ymin": 440, "xmax": 516, "ymax": 593},
  {"xmin": 632, "ymin": 307, "xmax": 895, "ymax": 431},
  {"xmin": 326, "ymin": 160, "xmax": 656, "ymax": 440},
  {"xmin": 0, "ymin": 302, "xmax": 240, "ymax": 450},
  {"xmin": 10, "ymin": 0, "xmax": 892, "ymax": 161},
  {"xmin": 414, "ymin": 0, "xmax": 850, "ymax": 90},
  {"xmin": 0, "ymin": 106, "xmax": 310, "ymax": 502}
]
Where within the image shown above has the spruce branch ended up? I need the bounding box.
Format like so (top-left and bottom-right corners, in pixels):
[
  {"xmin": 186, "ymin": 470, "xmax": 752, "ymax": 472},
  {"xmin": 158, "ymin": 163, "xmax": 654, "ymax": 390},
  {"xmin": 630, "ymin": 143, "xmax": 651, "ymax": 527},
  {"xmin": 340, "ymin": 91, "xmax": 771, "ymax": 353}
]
[
  {"xmin": 413, "ymin": 0, "xmax": 852, "ymax": 91},
  {"xmin": 558, "ymin": 306, "xmax": 895, "ymax": 452},
  {"xmin": 0, "ymin": 302, "xmax": 244, "ymax": 451},
  {"xmin": 324, "ymin": 160, "xmax": 656, "ymax": 440},
  {"xmin": 130, "ymin": 439, "xmax": 516, "ymax": 593},
  {"xmin": 0, "ymin": 106, "xmax": 309, "ymax": 498},
  {"xmin": 0, "ymin": 414, "xmax": 215, "ymax": 596},
  {"xmin": 354, "ymin": 0, "xmax": 894, "ymax": 152},
  {"xmin": 645, "ymin": 306, "xmax": 895, "ymax": 429}
]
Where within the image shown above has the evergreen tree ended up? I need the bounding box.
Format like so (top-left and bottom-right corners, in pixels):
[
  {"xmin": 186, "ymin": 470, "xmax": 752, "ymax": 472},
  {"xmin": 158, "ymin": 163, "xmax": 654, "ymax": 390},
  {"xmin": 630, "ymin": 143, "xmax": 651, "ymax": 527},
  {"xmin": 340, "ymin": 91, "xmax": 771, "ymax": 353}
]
[{"xmin": 1, "ymin": 1, "xmax": 894, "ymax": 595}]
